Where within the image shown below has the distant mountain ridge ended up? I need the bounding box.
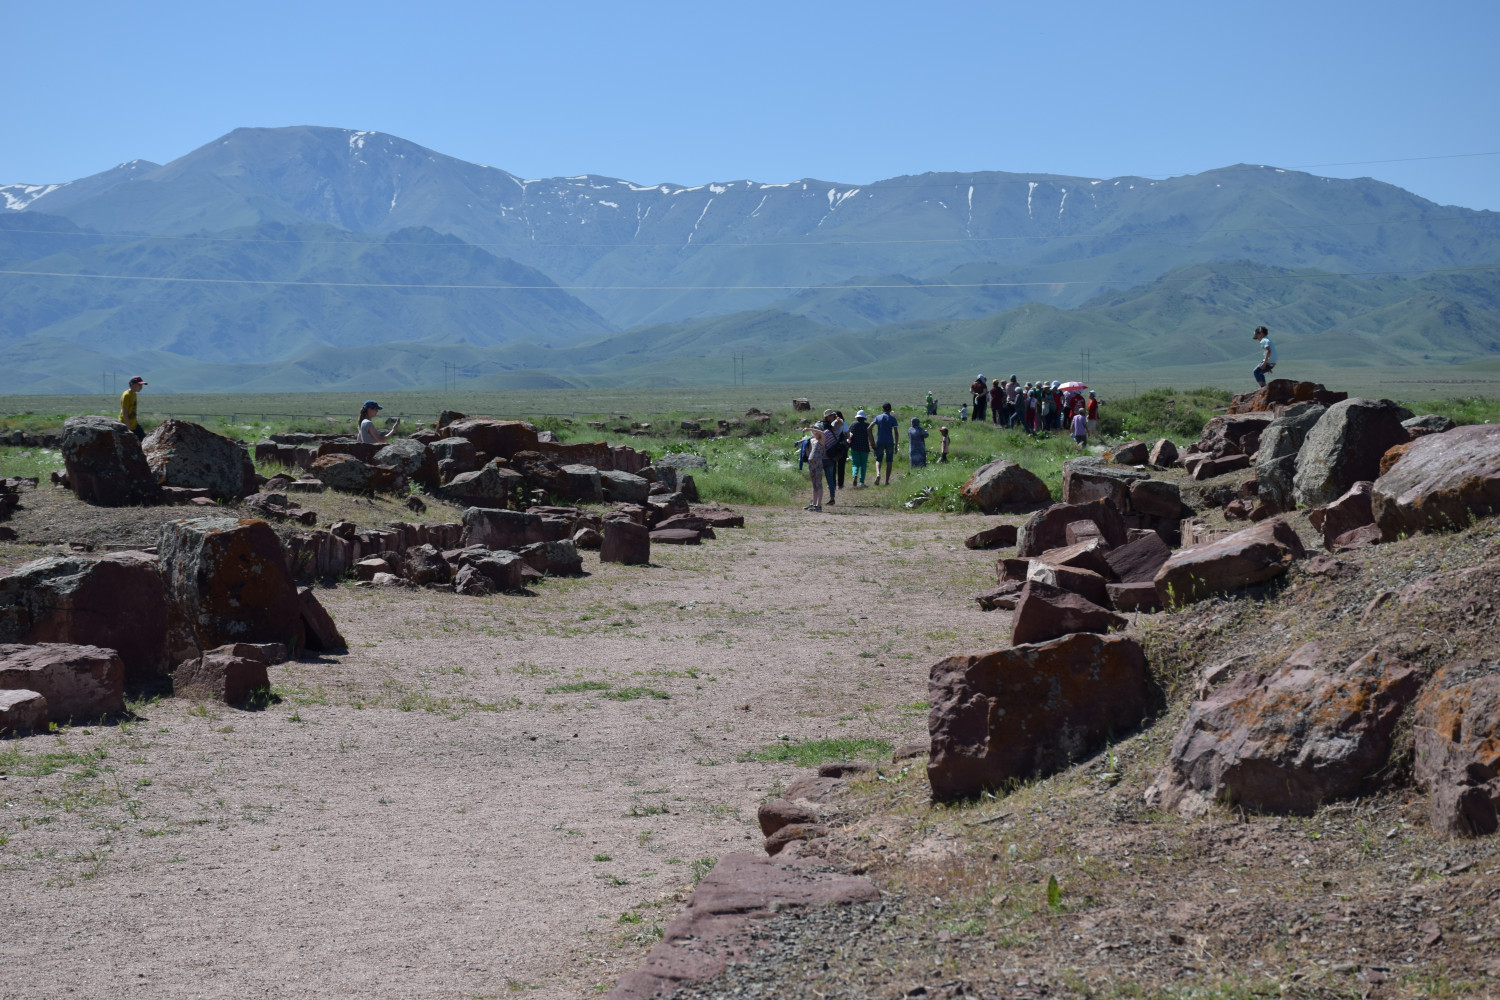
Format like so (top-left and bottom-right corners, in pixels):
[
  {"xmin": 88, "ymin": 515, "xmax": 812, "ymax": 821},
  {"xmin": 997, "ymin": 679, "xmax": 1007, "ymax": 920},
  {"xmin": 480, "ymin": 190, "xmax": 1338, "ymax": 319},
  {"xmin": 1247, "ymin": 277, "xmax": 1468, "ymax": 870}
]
[
  {"xmin": 3, "ymin": 125, "xmax": 1499, "ymax": 393},
  {"xmin": 6, "ymin": 125, "xmax": 1499, "ymax": 329}
]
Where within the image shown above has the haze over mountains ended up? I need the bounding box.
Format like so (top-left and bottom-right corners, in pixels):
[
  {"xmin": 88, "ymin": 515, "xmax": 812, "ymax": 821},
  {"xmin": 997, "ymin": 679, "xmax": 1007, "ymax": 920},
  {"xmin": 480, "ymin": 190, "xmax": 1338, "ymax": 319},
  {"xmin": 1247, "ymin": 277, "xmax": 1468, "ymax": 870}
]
[{"xmin": 2, "ymin": 125, "xmax": 1497, "ymax": 393}]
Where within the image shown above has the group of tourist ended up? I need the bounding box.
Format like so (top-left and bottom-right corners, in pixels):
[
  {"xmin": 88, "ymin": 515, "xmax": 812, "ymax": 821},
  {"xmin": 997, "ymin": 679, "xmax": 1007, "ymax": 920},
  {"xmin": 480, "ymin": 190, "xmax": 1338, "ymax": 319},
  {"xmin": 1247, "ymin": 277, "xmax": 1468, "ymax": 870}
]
[
  {"xmin": 960, "ymin": 374, "xmax": 1099, "ymax": 438},
  {"xmin": 797, "ymin": 404, "xmax": 949, "ymax": 511}
]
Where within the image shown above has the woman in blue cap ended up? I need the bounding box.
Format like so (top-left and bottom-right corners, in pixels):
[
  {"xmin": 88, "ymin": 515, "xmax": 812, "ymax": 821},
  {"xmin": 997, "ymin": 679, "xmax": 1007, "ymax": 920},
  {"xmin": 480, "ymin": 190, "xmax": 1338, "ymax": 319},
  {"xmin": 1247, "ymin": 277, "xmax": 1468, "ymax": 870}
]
[{"xmin": 358, "ymin": 400, "xmax": 401, "ymax": 444}]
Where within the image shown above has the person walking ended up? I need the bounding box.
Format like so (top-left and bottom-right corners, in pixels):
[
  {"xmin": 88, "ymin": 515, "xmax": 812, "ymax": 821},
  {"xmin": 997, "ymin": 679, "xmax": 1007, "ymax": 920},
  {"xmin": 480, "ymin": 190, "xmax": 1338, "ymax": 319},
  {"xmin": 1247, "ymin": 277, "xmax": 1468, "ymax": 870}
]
[
  {"xmin": 830, "ymin": 410, "xmax": 851, "ymax": 490},
  {"xmin": 958, "ymin": 403, "xmax": 968, "ymax": 422},
  {"xmin": 938, "ymin": 425, "xmax": 950, "ymax": 463},
  {"xmin": 1252, "ymin": 326, "xmax": 1278, "ymax": 387},
  {"xmin": 804, "ymin": 422, "xmax": 828, "ymax": 511},
  {"xmin": 908, "ymin": 417, "xmax": 929, "ymax": 468},
  {"xmin": 358, "ymin": 401, "xmax": 401, "ymax": 444},
  {"xmin": 872, "ymin": 402, "xmax": 899, "ymax": 485},
  {"xmin": 1071, "ymin": 406, "xmax": 1089, "ymax": 451},
  {"xmin": 969, "ymin": 374, "xmax": 988, "ymax": 423},
  {"xmin": 1086, "ymin": 391, "xmax": 1100, "ymax": 437},
  {"xmin": 815, "ymin": 410, "xmax": 841, "ymax": 506},
  {"xmin": 119, "ymin": 376, "xmax": 148, "ymax": 441},
  {"xmin": 847, "ymin": 409, "xmax": 872, "ymax": 486}
]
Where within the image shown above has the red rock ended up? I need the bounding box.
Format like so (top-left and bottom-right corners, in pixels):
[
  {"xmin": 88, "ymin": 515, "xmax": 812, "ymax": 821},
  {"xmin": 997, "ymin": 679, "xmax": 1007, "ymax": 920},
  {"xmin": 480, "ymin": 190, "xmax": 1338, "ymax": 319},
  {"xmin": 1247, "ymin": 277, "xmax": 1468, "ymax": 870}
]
[
  {"xmin": 0, "ymin": 643, "xmax": 125, "ymax": 721},
  {"xmin": 964, "ymin": 523, "xmax": 1019, "ymax": 549},
  {"xmin": 373, "ymin": 439, "xmax": 439, "ymax": 489},
  {"xmin": 764, "ymin": 823, "xmax": 828, "ymax": 856},
  {"xmin": 355, "ymin": 557, "xmax": 390, "ymax": 581},
  {"xmin": 1192, "ymin": 454, "xmax": 1251, "ymax": 480},
  {"xmin": 572, "ymin": 527, "xmax": 603, "ymax": 549},
  {"xmin": 995, "ymin": 556, "xmax": 1031, "ymax": 582},
  {"xmin": 1027, "ymin": 562, "xmax": 1109, "ymax": 607},
  {"xmin": 1195, "ymin": 413, "xmax": 1274, "ymax": 458},
  {"xmin": 158, "ymin": 517, "xmax": 306, "ymax": 654},
  {"xmin": 1104, "ymin": 532, "xmax": 1172, "ymax": 584},
  {"xmin": 927, "ymin": 633, "xmax": 1148, "ymax": 800},
  {"xmin": 1154, "ymin": 518, "xmax": 1306, "ymax": 605},
  {"xmin": 172, "ymin": 647, "xmax": 269, "ymax": 704},
  {"xmin": 974, "ymin": 582, "xmax": 1025, "ymax": 611},
  {"xmin": 1016, "ymin": 499, "xmax": 1128, "ymax": 557},
  {"xmin": 298, "ymin": 588, "xmax": 347, "ymax": 652},
  {"xmin": 1065, "ymin": 520, "xmax": 1103, "ymax": 546},
  {"xmin": 1149, "ymin": 439, "xmax": 1179, "ymax": 467},
  {"xmin": 1223, "ymin": 498, "xmax": 1252, "ymax": 521},
  {"xmin": 460, "ymin": 508, "xmax": 545, "ymax": 549},
  {"xmin": 1413, "ymin": 660, "xmax": 1500, "ymax": 837},
  {"xmin": 757, "ymin": 798, "xmax": 822, "ymax": 836},
  {"xmin": 0, "ymin": 688, "xmax": 48, "ymax": 734},
  {"xmin": 1331, "ymin": 523, "xmax": 1381, "ymax": 551},
  {"xmin": 403, "ymin": 544, "xmax": 452, "ymax": 585},
  {"xmin": 606, "ymin": 854, "xmax": 878, "ymax": 1000},
  {"xmin": 1147, "ymin": 646, "xmax": 1420, "ymax": 815},
  {"xmin": 601, "ymin": 520, "xmax": 651, "ymax": 565},
  {"xmin": 1380, "ymin": 441, "xmax": 1413, "ymax": 476},
  {"xmin": 59, "ymin": 416, "xmax": 162, "ymax": 507},
  {"xmin": 142, "ymin": 419, "xmax": 257, "ymax": 500},
  {"xmin": 453, "ymin": 549, "xmax": 525, "ymax": 592},
  {"xmin": 694, "ymin": 507, "xmax": 745, "ymax": 528},
  {"xmin": 1061, "ymin": 458, "xmax": 1149, "ymax": 509},
  {"xmin": 1129, "ymin": 479, "xmax": 1184, "ymax": 519},
  {"xmin": 959, "ymin": 460, "xmax": 1052, "ymax": 513},
  {"xmin": 518, "ymin": 539, "xmax": 584, "ymax": 575},
  {"xmin": 1113, "ymin": 441, "xmax": 1149, "ymax": 464},
  {"xmin": 0, "ymin": 551, "xmax": 170, "ymax": 683},
  {"xmin": 1107, "ymin": 581, "xmax": 1163, "ymax": 612},
  {"xmin": 1036, "ymin": 538, "xmax": 1115, "ymax": 579},
  {"xmin": 1010, "ymin": 580, "xmax": 1125, "ymax": 645},
  {"xmin": 444, "ymin": 418, "xmax": 540, "ymax": 460},
  {"xmin": 1227, "ymin": 379, "xmax": 1347, "ymax": 415},
  {"xmin": 1372, "ymin": 423, "xmax": 1500, "ymax": 542}
]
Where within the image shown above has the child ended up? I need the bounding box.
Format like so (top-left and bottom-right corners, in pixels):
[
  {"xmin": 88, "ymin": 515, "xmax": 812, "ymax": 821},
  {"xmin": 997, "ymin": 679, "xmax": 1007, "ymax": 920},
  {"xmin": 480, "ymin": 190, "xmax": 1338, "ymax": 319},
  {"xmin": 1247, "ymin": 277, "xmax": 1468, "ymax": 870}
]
[
  {"xmin": 958, "ymin": 403, "xmax": 968, "ymax": 422},
  {"xmin": 938, "ymin": 426, "xmax": 950, "ymax": 463},
  {"xmin": 1071, "ymin": 407, "xmax": 1088, "ymax": 451}
]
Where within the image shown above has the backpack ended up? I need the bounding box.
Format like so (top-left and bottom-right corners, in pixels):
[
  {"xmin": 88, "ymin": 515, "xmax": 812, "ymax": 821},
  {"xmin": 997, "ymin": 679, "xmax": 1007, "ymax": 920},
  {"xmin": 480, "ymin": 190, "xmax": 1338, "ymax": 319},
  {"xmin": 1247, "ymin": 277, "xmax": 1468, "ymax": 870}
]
[{"xmin": 825, "ymin": 424, "xmax": 849, "ymax": 461}]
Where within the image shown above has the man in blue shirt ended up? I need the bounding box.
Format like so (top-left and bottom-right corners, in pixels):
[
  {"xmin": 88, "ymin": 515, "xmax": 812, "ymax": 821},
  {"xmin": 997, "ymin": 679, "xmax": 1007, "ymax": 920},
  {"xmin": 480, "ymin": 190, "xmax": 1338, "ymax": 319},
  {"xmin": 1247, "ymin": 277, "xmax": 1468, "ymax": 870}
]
[{"xmin": 872, "ymin": 402, "xmax": 899, "ymax": 486}]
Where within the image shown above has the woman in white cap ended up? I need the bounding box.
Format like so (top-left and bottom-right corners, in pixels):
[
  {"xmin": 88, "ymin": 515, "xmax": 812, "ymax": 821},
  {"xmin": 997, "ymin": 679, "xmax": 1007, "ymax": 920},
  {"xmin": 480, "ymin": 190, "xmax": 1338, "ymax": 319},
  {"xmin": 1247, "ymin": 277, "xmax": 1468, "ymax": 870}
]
[
  {"xmin": 358, "ymin": 400, "xmax": 400, "ymax": 444},
  {"xmin": 847, "ymin": 409, "xmax": 872, "ymax": 486}
]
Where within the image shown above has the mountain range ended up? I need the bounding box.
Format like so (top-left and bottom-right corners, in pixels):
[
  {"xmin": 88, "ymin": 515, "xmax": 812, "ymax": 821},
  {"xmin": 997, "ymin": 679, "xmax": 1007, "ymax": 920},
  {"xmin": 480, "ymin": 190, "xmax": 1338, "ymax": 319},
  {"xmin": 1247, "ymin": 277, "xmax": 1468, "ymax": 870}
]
[{"xmin": 2, "ymin": 125, "xmax": 1498, "ymax": 393}]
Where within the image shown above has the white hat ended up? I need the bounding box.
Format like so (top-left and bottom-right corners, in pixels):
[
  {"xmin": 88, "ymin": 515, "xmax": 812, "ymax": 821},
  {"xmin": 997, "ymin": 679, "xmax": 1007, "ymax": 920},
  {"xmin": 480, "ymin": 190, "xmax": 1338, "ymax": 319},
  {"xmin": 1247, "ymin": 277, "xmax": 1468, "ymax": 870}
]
[{"xmin": 855, "ymin": 409, "xmax": 867, "ymax": 418}]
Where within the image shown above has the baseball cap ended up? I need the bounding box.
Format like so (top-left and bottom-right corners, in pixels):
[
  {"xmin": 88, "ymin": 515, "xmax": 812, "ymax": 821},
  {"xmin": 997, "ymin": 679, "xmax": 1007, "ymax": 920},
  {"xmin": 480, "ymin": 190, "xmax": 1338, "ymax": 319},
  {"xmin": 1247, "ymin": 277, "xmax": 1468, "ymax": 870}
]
[
  {"xmin": 364, "ymin": 400, "xmax": 382, "ymax": 410},
  {"xmin": 129, "ymin": 376, "xmax": 147, "ymax": 386}
]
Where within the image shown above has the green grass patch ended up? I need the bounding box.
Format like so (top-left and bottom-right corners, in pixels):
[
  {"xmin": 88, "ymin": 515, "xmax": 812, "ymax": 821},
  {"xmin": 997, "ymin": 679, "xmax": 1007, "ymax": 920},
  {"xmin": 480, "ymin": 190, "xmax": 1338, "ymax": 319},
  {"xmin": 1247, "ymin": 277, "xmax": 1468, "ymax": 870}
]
[
  {"xmin": 604, "ymin": 687, "xmax": 671, "ymax": 702},
  {"xmin": 0, "ymin": 744, "xmax": 108, "ymax": 778},
  {"xmin": 543, "ymin": 680, "xmax": 613, "ymax": 694},
  {"xmin": 738, "ymin": 737, "xmax": 891, "ymax": 767}
]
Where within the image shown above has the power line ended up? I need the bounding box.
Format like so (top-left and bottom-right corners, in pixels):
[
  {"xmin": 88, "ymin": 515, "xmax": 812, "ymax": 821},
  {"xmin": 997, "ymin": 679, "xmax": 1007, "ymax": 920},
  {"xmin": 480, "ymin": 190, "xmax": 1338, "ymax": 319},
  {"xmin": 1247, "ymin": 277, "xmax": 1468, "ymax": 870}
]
[{"xmin": 2, "ymin": 262, "xmax": 1497, "ymax": 292}]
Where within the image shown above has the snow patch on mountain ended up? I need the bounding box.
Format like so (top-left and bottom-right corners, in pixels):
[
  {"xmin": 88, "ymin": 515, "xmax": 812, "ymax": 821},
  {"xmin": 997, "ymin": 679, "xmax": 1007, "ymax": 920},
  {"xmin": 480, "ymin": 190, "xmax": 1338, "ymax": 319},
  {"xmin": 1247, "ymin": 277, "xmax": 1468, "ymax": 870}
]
[{"xmin": 0, "ymin": 183, "xmax": 65, "ymax": 211}]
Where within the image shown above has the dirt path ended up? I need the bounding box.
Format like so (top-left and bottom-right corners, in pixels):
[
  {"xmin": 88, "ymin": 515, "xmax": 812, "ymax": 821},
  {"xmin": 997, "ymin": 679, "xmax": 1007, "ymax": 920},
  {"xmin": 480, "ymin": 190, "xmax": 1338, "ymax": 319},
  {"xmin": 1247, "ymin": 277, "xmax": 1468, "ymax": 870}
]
[{"xmin": 1, "ymin": 501, "xmax": 1007, "ymax": 998}]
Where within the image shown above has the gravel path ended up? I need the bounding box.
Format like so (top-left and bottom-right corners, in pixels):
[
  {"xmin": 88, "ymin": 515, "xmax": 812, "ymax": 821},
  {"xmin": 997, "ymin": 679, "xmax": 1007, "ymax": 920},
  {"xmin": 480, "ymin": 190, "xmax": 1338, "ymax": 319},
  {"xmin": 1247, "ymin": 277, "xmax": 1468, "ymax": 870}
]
[{"xmin": 1, "ymin": 500, "xmax": 1008, "ymax": 998}]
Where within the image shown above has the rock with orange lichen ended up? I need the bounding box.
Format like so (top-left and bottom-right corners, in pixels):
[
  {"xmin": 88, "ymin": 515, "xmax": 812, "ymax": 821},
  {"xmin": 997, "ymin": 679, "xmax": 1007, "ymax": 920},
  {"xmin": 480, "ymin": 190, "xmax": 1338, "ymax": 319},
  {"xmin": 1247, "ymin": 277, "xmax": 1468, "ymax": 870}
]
[
  {"xmin": 1414, "ymin": 660, "xmax": 1500, "ymax": 837},
  {"xmin": 1373, "ymin": 423, "xmax": 1500, "ymax": 542},
  {"xmin": 1146, "ymin": 644, "xmax": 1421, "ymax": 816}
]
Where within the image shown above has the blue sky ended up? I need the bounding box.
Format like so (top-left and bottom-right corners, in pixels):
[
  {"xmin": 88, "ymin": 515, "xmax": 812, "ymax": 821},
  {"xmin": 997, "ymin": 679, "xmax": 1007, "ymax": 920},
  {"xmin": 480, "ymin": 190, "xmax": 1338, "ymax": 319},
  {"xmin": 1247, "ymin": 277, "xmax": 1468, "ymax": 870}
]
[{"xmin": 5, "ymin": 0, "xmax": 1498, "ymax": 209}]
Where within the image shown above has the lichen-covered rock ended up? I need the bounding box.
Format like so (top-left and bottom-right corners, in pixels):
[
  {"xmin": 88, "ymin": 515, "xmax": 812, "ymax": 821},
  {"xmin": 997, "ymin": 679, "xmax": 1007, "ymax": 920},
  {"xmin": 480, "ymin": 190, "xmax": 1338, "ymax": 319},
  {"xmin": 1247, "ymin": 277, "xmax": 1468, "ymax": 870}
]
[
  {"xmin": 1372, "ymin": 423, "xmax": 1500, "ymax": 541},
  {"xmin": 1147, "ymin": 646, "xmax": 1420, "ymax": 815},
  {"xmin": 1227, "ymin": 379, "xmax": 1347, "ymax": 415},
  {"xmin": 1293, "ymin": 398, "xmax": 1413, "ymax": 508},
  {"xmin": 311, "ymin": 454, "xmax": 375, "ymax": 493},
  {"xmin": 600, "ymin": 470, "xmax": 650, "ymax": 504},
  {"xmin": 374, "ymin": 439, "xmax": 439, "ymax": 488},
  {"xmin": 60, "ymin": 416, "xmax": 162, "ymax": 506},
  {"xmin": 157, "ymin": 517, "xmax": 305, "ymax": 654},
  {"xmin": 142, "ymin": 419, "xmax": 257, "ymax": 500},
  {"xmin": 960, "ymin": 460, "xmax": 1052, "ymax": 514},
  {"xmin": 443, "ymin": 465, "xmax": 524, "ymax": 507},
  {"xmin": 0, "ymin": 551, "xmax": 170, "ymax": 682},
  {"xmin": 1307, "ymin": 482, "xmax": 1375, "ymax": 551},
  {"xmin": 1253, "ymin": 402, "xmax": 1326, "ymax": 508},
  {"xmin": 927, "ymin": 633, "xmax": 1148, "ymax": 800},
  {"xmin": 1413, "ymin": 659, "xmax": 1500, "ymax": 837},
  {"xmin": 1061, "ymin": 458, "xmax": 1149, "ymax": 510}
]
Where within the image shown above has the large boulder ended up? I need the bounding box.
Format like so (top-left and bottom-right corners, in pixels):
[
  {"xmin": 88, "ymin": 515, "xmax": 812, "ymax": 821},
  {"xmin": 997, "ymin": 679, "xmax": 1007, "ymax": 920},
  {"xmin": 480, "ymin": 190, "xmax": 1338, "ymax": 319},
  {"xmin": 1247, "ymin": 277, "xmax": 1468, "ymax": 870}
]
[
  {"xmin": 443, "ymin": 464, "xmax": 525, "ymax": 507},
  {"xmin": 1413, "ymin": 660, "xmax": 1500, "ymax": 837},
  {"xmin": 1016, "ymin": 499, "xmax": 1128, "ymax": 557},
  {"xmin": 1372, "ymin": 423, "xmax": 1500, "ymax": 541},
  {"xmin": 1147, "ymin": 646, "xmax": 1420, "ymax": 816},
  {"xmin": 310, "ymin": 454, "xmax": 376, "ymax": 493},
  {"xmin": 444, "ymin": 418, "xmax": 539, "ymax": 460},
  {"xmin": 518, "ymin": 539, "xmax": 584, "ymax": 576},
  {"xmin": 1195, "ymin": 413, "xmax": 1274, "ymax": 459},
  {"xmin": 653, "ymin": 452, "xmax": 708, "ymax": 471},
  {"xmin": 1252, "ymin": 402, "xmax": 1326, "ymax": 509},
  {"xmin": 1061, "ymin": 458, "xmax": 1149, "ymax": 510},
  {"xmin": 429, "ymin": 437, "xmax": 477, "ymax": 476},
  {"xmin": 599, "ymin": 470, "xmax": 650, "ymax": 504},
  {"xmin": 0, "ymin": 552, "xmax": 170, "ymax": 683},
  {"xmin": 1292, "ymin": 398, "xmax": 1413, "ymax": 508},
  {"xmin": 60, "ymin": 416, "xmax": 162, "ymax": 506},
  {"xmin": 601, "ymin": 519, "xmax": 651, "ymax": 565},
  {"xmin": 460, "ymin": 508, "xmax": 544, "ymax": 550},
  {"xmin": 0, "ymin": 643, "xmax": 125, "ymax": 721},
  {"xmin": 374, "ymin": 439, "xmax": 439, "ymax": 488},
  {"xmin": 141, "ymin": 419, "xmax": 257, "ymax": 500},
  {"xmin": 1103, "ymin": 532, "xmax": 1172, "ymax": 584},
  {"xmin": 927, "ymin": 633, "xmax": 1149, "ymax": 800},
  {"xmin": 403, "ymin": 544, "xmax": 452, "ymax": 585},
  {"xmin": 1112, "ymin": 441, "xmax": 1149, "ymax": 465},
  {"xmin": 172, "ymin": 645, "xmax": 272, "ymax": 704},
  {"xmin": 453, "ymin": 549, "xmax": 526, "ymax": 592},
  {"xmin": 1010, "ymin": 580, "xmax": 1124, "ymax": 645},
  {"xmin": 157, "ymin": 517, "xmax": 305, "ymax": 654},
  {"xmin": 1128, "ymin": 479, "xmax": 1184, "ymax": 519},
  {"xmin": 1154, "ymin": 518, "xmax": 1305, "ymax": 605},
  {"xmin": 959, "ymin": 460, "xmax": 1051, "ymax": 514},
  {"xmin": 561, "ymin": 464, "xmax": 604, "ymax": 503}
]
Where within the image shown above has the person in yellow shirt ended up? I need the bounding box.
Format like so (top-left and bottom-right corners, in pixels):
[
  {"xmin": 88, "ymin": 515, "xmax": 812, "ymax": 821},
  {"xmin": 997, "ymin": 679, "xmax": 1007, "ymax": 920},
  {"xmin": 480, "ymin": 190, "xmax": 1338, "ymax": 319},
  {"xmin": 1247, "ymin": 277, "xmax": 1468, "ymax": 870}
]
[{"xmin": 119, "ymin": 376, "xmax": 147, "ymax": 441}]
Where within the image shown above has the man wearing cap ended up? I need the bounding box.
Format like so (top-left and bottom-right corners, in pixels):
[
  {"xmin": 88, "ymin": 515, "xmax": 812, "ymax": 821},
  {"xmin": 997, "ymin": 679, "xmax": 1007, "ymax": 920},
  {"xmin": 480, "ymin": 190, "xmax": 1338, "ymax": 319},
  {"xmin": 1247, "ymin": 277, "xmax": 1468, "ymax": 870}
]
[
  {"xmin": 119, "ymin": 376, "xmax": 148, "ymax": 441},
  {"xmin": 358, "ymin": 401, "xmax": 401, "ymax": 444}
]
